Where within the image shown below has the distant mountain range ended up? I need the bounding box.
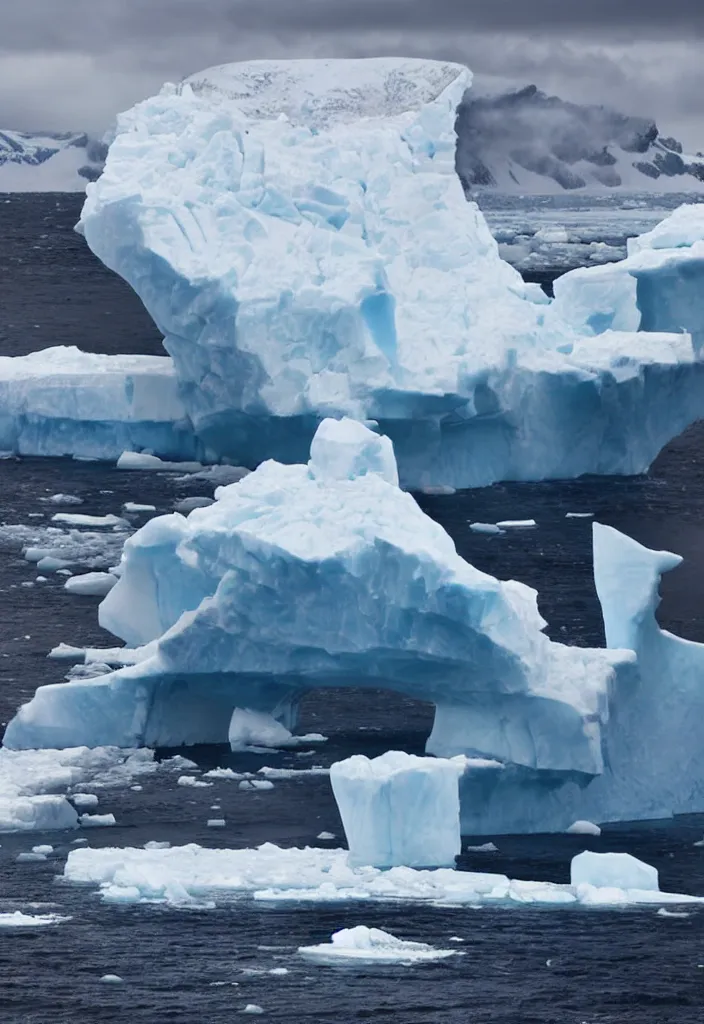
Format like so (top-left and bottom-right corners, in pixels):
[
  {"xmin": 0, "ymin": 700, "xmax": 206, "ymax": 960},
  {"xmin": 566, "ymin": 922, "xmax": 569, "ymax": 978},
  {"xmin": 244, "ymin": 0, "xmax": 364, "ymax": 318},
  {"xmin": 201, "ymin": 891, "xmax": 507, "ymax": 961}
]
[
  {"xmin": 2, "ymin": 84, "xmax": 702, "ymax": 194},
  {"xmin": 0, "ymin": 131, "xmax": 106, "ymax": 192},
  {"xmin": 456, "ymin": 85, "xmax": 704, "ymax": 193}
]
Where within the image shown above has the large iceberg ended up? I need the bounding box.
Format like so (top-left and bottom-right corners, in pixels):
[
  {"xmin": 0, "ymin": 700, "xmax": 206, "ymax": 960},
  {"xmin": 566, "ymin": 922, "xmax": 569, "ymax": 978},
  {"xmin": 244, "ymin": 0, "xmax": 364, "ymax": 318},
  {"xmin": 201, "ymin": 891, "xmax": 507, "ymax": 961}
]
[
  {"xmin": 74, "ymin": 57, "xmax": 704, "ymax": 489},
  {"xmin": 6, "ymin": 420, "xmax": 704, "ymax": 835},
  {"xmin": 550, "ymin": 203, "xmax": 704, "ymax": 349},
  {"xmin": 3, "ymin": 419, "xmax": 626, "ymax": 775}
]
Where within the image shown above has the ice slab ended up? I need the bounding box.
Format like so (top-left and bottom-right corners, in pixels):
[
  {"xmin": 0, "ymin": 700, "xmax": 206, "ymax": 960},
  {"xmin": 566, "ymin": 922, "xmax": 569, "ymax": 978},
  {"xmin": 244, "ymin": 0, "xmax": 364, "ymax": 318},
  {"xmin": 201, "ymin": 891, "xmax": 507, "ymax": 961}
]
[
  {"xmin": 62, "ymin": 841, "xmax": 704, "ymax": 908},
  {"xmin": 5, "ymin": 420, "xmax": 626, "ymax": 774},
  {"xmin": 0, "ymin": 912, "xmax": 70, "ymax": 928},
  {"xmin": 0, "ymin": 347, "xmax": 199, "ymax": 461},
  {"xmin": 64, "ymin": 572, "xmax": 119, "ymax": 597},
  {"xmin": 298, "ymin": 925, "xmax": 458, "ymax": 964},
  {"xmin": 330, "ymin": 751, "xmax": 463, "ymax": 868},
  {"xmin": 571, "ymin": 851, "xmax": 658, "ymax": 891},
  {"xmin": 78, "ymin": 58, "xmax": 704, "ymax": 489}
]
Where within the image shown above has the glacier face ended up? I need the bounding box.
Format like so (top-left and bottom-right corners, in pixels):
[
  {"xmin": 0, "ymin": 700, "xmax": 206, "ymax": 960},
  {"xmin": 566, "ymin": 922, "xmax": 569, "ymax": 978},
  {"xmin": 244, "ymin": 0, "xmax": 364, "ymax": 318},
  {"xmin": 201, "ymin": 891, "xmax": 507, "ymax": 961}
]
[
  {"xmin": 77, "ymin": 57, "xmax": 704, "ymax": 489},
  {"xmin": 3, "ymin": 418, "xmax": 626, "ymax": 778}
]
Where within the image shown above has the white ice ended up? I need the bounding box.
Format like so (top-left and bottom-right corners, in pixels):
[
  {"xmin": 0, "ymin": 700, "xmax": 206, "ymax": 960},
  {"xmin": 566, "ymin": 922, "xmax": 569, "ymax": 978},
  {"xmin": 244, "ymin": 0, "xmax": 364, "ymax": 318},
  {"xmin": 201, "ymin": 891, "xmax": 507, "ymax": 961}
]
[
  {"xmin": 298, "ymin": 925, "xmax": 458, "ymax": 964},
  {"xmin": 571, "ymin": 851, "xmax": 658, "ymax": 891},
  {"xmin": 0, "ymin": 912, "xmax": 70, "ymax": 928},
  {"xmin": 567, "ymin": 821, "xmax": 602, "ymax": 836},
  {"xmin": 62, "ymin": 842, "xmax": 704, "ymax": 908}
]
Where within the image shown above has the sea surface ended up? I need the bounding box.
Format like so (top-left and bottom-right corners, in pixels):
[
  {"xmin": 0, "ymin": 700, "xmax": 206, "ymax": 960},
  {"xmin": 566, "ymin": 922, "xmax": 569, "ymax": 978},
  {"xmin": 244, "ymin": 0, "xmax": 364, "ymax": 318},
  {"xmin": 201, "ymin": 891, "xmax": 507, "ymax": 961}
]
[{"xmin": 2, "ymin": 194, "xmax": 704, "ymax": 1023}]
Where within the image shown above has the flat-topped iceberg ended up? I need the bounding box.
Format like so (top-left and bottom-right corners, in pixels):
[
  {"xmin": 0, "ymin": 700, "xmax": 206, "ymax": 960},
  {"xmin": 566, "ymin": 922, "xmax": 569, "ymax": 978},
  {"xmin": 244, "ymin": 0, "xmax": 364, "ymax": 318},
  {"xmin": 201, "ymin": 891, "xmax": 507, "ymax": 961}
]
[
  {"xmin": 3, "ymin": 419, "xmax": 626, "ymax": 779},
  {"xmin": 76, "ymin": 57, "xmax": 704, "ymax": 489}
]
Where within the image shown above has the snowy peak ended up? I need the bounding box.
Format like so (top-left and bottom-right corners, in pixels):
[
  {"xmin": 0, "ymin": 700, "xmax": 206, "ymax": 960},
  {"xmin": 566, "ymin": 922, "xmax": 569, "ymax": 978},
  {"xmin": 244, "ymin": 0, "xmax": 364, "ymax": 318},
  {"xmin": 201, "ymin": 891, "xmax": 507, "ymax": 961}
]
[
  {"xmin": 184, "ymin": 57, "xmax": 471, "ymax": 127},
  {"xmin": 0, "ymin": 130, "xmax": 106, "ymax": 192},
  {"xmin": 456, "ymin": 85, "xmax": 704, "ymax": 193}
]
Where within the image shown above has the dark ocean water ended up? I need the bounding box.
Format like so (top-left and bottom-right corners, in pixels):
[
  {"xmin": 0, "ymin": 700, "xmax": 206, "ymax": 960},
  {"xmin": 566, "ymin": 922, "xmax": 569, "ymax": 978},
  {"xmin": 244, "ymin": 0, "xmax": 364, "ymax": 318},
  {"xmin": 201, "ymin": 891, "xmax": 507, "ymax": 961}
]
[{"xmin": 2, "ymin": 194, "xmax": 704, "ymax": 1023}]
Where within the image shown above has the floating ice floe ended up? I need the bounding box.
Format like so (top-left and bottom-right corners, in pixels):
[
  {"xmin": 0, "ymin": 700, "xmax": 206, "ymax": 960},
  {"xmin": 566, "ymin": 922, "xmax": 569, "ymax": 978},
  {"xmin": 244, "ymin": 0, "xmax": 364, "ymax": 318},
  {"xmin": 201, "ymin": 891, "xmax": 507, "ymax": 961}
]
[
  {"xmin": 298, "ymin": 925, "xmax": 459, "ymax": 964},
  {"xmin": 0, "ymin": 747, "xmax": 155, "ymax": 833},
  {"xmin": 330, "ymin": 751, "xmax": 464, "ymax": 868},
  {"xmin": 64, "ymin": 572, "xmax": 119, "ymax": 597},
  {"xmin": 0, "ymin": 912, "xmax": 70, "ymax": 928},
  {"xmin": 71, "ymin": 57, "xmax": 704, "ymax": 489},
  {"xmin": 469, "ymin": 522, "xmax": 503, "ymax": 535},
  {"xmin": 62, "ymin": 843, "xmax": 704, "ymax": 909},
  {"xmin": 116, "ymin": 451, "xmax": 203, "ymax": 472},
  {"xmin": 123, "ymin": 502, "xmax": 156, "ymax": 513},
  {"xmin": 229, "ymin": 709, "xmax": 326, "ymax": 752}
]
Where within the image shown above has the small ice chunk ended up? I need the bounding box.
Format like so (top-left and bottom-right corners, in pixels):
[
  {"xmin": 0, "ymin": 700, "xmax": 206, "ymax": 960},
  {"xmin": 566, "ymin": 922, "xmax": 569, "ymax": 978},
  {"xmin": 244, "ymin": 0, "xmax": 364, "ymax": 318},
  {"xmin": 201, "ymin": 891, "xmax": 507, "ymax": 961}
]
[
  {"xmin": 204, "ymin": 768, "xmax": 246, "ymax": 780},
  {"xmin": 571, "ymin": 851, "xmax": 658, "ymax": 891},
  {"xmin": 79, "ymin": 813, "xmax": 116, "ymax": 828},
  {"xmin": 71, "ymin": 794, "xmax": 99, "ymax": 809},
  {"xmin": 161, "ymin": 755, "xmax": 199, "ymax": 771},
  {"xmin": 299, "ymin": 926, "xmax": 457, "ymax": 965},
  {"xmin": 242, "ymin": 1006, "xmax": 264, "ymax": 1015},
  {"xmin": 123, "ymin": 502, "xmax": 156, "ymax": 512},
  {"xmin": 32, "ymin": 845, "xmax": 53, "ymax": 855},
  {"xmin": 229, "ymin": 708, "xmax": 294, "ymax": 751},
  {"xmin": 565, "ymin": 512, "xmax": 594, "ymax": 519},
  {"xmin": 657, "ymin": 908, "xmax": 690, "ymax": 918},
  {"xmin": 16, "ymin": 851, "xmax": 47, "ymax": 862},
  {"xmin": 144, "ymin": 841, "xmax": 171, "ymax": 850},
  {"xmin": 268, "ymin": 968, "xmax": 289, "ymax": 976},
  {"xmin": 207, "ymin": 818, "xmax": 226, "ymax": 828},
  {"xmin": 567, "ymin": 820, "xmax": 601, "ymax": 836},
  {"xmin": 36, "ymin": 556, "xmax": 71, "ymax": 572},
  {"xmin": 100, "ymin": 975, "xmax": 123, "ymax": 983},
  {"xmin": 177, "ymin": 465, "xmax": 250, "ymax": 486},
  {"xmin": 0, "ymin": 912, "xmax": 69, "ymax": 927},
  {"xmin": 495, "ymin": 519, "xmax": 537, "ymax": 528},
  {"xmin": 42, "ymin": 494, "xmax": 83, "ymax": 505},
  {"xmin": 117, "ymin": 451, "xmax": 203, "ymax": 472},
  {"xmin": 239, "ymin": 780, "xmax": 274, "ymax": 791},
  {"xmin": 317, "ymin": 832, "xmax": 336, "ymax": 840},
  {"xmin": 130, "ymin": 785, "xmax": 143, "ymax": 792},
  {"xmin": 51, "ymin": 513, "xmax": 129, "ymax": 529},
  {"xmin": 174, "ymin": 496, "xmax": 214, "ymax": 513},
  {"xmin": 469, "ymin": 522, "xmax": 503, "ymax": 535},
  {"xmin": 466, "ymin": 842, "xmax": 498, "ymax": 853},
  {"xmin": 177, "ymin": 775, "xmax": 212, "ymax": 788},
  {"xmin": 64, "ymin": 572, "xmax": 118, "ymax": 597}
]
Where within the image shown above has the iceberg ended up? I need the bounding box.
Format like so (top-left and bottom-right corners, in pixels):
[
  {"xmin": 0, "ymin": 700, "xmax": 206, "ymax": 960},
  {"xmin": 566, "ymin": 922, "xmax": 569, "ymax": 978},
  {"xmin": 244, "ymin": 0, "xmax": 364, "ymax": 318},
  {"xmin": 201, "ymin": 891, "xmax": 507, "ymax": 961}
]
[
  {"xmin": 3, "ymin": 419, "xmax": 627, "ymax": 777},
  {"xmin": 571, "ymin": 851, "xmax": 658, "ymax": 892},
  {"xmin": 74, "ymin": 57, "xmax": 704, "ymax": 489},
  {"xmin": 6, "ymin": 421, "xmax": 704, "ymax": 836},
  {"xmin": 330, "ymin": 751, "xmax": 463, "ymax": 868},
  {"xmin": 550, "ymin": 203, "xmax": 704, "ymax": 349}
]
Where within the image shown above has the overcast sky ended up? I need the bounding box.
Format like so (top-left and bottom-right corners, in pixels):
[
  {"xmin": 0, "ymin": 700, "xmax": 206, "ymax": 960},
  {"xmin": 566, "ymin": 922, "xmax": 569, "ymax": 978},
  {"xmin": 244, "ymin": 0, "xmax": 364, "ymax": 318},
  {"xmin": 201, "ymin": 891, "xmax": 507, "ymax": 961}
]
[{"xmin": 2, "ymin": 0, "xmax": 703, "ymax": 145}]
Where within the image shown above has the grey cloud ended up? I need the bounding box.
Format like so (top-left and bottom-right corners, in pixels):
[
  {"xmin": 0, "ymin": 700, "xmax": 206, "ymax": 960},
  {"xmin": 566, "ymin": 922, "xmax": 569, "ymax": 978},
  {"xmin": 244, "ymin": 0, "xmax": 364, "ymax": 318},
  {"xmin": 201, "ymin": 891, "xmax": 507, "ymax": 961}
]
[{"xmin": 0, "ymin": 1, "xmax": 703, "ymax": 145}]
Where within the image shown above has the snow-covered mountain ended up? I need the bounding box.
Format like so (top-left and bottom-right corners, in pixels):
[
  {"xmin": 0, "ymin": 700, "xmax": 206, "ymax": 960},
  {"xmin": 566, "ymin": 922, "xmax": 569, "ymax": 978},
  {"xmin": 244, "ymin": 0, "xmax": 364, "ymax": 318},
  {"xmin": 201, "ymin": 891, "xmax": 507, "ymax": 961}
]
[
  {"xmin": 0, "ymin": 130, "xmax": 106, "ymax": 192},
  {"xmin": 456, "ymin": 85, "xmax": 704, "ymax": 194}
]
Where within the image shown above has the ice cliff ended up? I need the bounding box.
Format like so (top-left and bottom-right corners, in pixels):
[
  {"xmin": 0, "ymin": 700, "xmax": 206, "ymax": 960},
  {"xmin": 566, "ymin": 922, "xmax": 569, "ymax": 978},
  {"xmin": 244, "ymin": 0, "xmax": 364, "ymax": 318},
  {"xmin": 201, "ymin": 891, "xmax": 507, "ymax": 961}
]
[{"xmin": 74, "ymin": 57, "xmax": 704, "ymax": 489}]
